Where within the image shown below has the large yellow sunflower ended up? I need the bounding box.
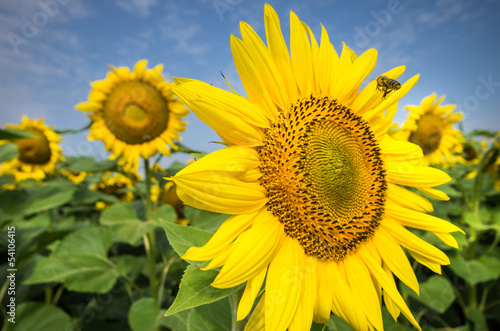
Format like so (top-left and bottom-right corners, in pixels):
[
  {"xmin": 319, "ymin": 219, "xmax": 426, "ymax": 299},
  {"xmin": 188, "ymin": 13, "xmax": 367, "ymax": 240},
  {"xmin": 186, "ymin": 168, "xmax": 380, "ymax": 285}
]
[
  {"xmin": 396, "ymin": 93, "xmax": 464, "ymax": 167},
  {"xmin": 171, "ymin": 5, "xmax": 462, "ymax": 331},
  {"xmin": 76, "ymin": 60, "xmax": 189, "ymax": 172},
  {"xmin": 0, "ymin": 116, "xmax": 64, "ymax": 182}
]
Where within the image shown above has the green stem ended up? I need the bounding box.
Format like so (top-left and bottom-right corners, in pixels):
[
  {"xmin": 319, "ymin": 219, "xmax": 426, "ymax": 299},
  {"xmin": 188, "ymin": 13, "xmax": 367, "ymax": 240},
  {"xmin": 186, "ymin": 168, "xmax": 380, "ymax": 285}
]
[
  {"xmin": 52, "ymin": 285, "xmax": 64, "ymax": 306},
  {"xmin": 230, "ymin": 289, "xmax": 245, "ymax": 331},
  {"xmin": 45, "ymin": 287, "xmax": 53, "ymax": 304},
  {"xmin": 157, "ymin": 252, "xmax": 178, "ymax": 306},
  {"xmin": 143, "ymin": 158, "xmax": 158, "ymax": 304},
  {"xmin": 468, "ymin": 283, "xmax": 477, "ymax": 309},
  {"xmin": 123, "ymin": 275, "xmax": 144, "ymax": 298}
]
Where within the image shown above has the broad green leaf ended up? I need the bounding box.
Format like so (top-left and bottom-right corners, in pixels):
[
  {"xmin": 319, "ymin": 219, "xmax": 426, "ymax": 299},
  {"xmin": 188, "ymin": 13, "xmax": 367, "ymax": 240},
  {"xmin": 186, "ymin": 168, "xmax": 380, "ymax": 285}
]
[
  {"xmin": 100, "ymin": 202, "xmax": 158, "ymax": 245},
  {"xmin": 128, "ymin": 297, "xmax": 164, "ymax": 331},
  {"xmin": 0, "ymin": 143, "xmax": 18, "ymax": 162},
  {"xmin": 325, "ymin": 315, "xmax": 355, "ymax": 331},
  {"xmin": 161, "ymin": 310, "xmax": 190, "ymax": 331},
  {"xmin": 449, "ymin": 253, "xmax": 500, "ymax": 285},
  {"xmin": 152, "ymin": 204, "xmax": 177, "ymax": 225},
  {"xmin": 161, "ymin": 220, "xmax": 213, "ymax": 258},
  {"xmin": 101, "ymin": 202, "xmax": 137, "ymax": 221},
  {"xmin": 72, "ymin": 187, "xmax": 118, "ymax": 205},
  {"xmin": 466, "ymin": 307, "xmax": 488, "ymax": 331},
  {"xmin": 0, "ymin": 128, "xmax": 36, "ymax": 139},
  {"xmin": 164, "ymin": 265, "xmax": 244, "ymax": 317},
  {"xmin": 406, "ymin": 275, "xmax": 456, "ymax": 313},
  {"xmin": 187, "ymin": 297, "xmax": 232, "ymax": 331},
  {"xmin": 24, "ymin": 253, "xmax": 119, "ymax": 293},
  {"xmin": 184, "ymin": 206, "xmax": 230, "ymax": 232},
  {"xmin": 0, "ymin": 181, "xmax": 76, "ymax": 221},
  {"xmin": 52, "ymin": 227, "xmax": 113, "ymax": 257},
  {"xmin": 65, "ymin": 156, "xmax": 117, "ymax": 172},
  {"xmin": 112, "ymin": 255, "xmax": 147, "ymax": 277},
  {"xmin": 5, "ymin": 302, "xmax": 72, "ymax": 331}
]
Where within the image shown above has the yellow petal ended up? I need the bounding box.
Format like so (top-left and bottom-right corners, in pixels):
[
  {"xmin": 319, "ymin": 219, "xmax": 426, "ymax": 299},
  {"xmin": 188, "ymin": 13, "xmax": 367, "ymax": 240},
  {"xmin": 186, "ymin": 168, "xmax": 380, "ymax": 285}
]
[
  {"xmin": 265, "ymin": 236, "xmax": 304, "ymax": 331},
  {"xmin": 313, "ymin": 261, "xmax": 334, "ymax": 324},
  {"xmin": 386, "ymin": 162, "xmax": 451, "ymax": 187},
  {"xmin": 237, "ymin": 266, "xmax": 267, "ymax": 320},
  {"xmin": 373, "ymin": 227, "xmax": 419, "ymax": 294},
  {"xmin": 212, "ymin": 211, "xmax": 284, "ymax": 288},
  {"xmin": 290, "ymin": 11, "xmax": 313, "ymax": 96},
  {"xmin": 231, "ymin": 35, "xmax": 276, "ymax": 120},
  {"xmin": 386, "ymin": 200, "xmax": 464, "ymax": 234},
  {"xmin": 182, "ymin": 211, "xmax": 257, "ymax": 262},
  {"xmin": 359, "ymin": 247, "xmax": 422, "ymax": 331},
  {"xmin": 289, "ymin": 255, "xmax": 317, "ymax": 331},
  {"xmin": 244, "ymin": 294, "xmax": 265, "ymax": 331},
  {"xmin": 174, "ymin": 171, "xmax": 266, "ymax": 215},
  {"xmin": 388, "ymin": 183, "xmax": 433, "ymax": 213}
]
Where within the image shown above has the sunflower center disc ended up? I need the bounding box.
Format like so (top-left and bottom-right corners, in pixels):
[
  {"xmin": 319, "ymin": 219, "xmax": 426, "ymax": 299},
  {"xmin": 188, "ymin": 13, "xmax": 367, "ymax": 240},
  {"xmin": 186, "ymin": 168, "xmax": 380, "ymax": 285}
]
[
  {"xmin": 15, "ymin": 129, "xmax": 51, "ymax": 164},
  {"xmin": 258, "ymin": 96, "xmax": 387, "ymax": 262},
  {"xmin": 103, "ymin": 81, "xmax": 170, "ymax": 144},
  {"xmin": 408, "ymin": 113, "xmax": 442, "ymax": 155}
]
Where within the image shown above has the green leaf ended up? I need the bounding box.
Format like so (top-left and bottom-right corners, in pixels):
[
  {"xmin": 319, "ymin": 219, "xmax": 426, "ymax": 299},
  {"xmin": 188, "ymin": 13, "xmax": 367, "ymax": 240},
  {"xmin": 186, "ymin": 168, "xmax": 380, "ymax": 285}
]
[
  {"xmin": 161, "ymin": 310, "xmax": 190, "ymax": 331},
  {"xmin": 100, "ymin": 203, "xmax": 159, "ymax": 245},
  {"xmin": 325, "ymin": 315, "xmax": 355, "ymax": 330},
  {"xmin": 25, "ymin": 253, "xmax": 120, "ymax": 293},
  {"xmin": 5, "ymin": 302, "xmax": 71, "ymax": 331},
  {"xmin": 0, "ymin": 180, "xmax": 77, "ymax": 221},
  {"xmin": 128, "ymin": 297, "xmax": 164, "ymax": 331},
  {"xmin": 184, "ymin": 206, "xmax": 230, "ymax": 232},
  {"xmin": 152, "ymin": 204, "xmax": 177, "ymax": 225},
  {"xmin": 72, "ymin": 187, "xmax": 119, "ymax": 205},
  {"xmin": 406, "ymin": 275, "xmax": 456, "ymax": 313},
  {"xmin": 187, "ymin": 297, "xmax": 232, "ymax": 331},
  {"xmin": 0, "ymin": 143, "xmax": 18, "ymax": 162},
  {"xmin": 164, "ymin": 265, "xmax": 244, "ymax": 317},
  {"xmin": 161, "ymin": 220, "xmax": 213, "ymax": 258},
  {"xmin": 112, "ymin": 255, "xmax": 147, "ymax": 277},
  {"xmin": 24, "ymin": 227, "xmax": 119, "ymax": 293},
  {"xmin": 466, "ymin": 307, "xmax": 488, "ymax": 331},
  {"xmin": 64, "ymin": 156, "xmax": 117, "ymax": 172},
  {"xmin": 52, "ymin": 226, "xmax": 113, "ymax": 257},
  {"xmin": 449, "ymin": 253, "xmax": 500, "ymax": 285},
  {"xmin": 0, "ymin": 128, "xmax": 36, "ymax": 139}
]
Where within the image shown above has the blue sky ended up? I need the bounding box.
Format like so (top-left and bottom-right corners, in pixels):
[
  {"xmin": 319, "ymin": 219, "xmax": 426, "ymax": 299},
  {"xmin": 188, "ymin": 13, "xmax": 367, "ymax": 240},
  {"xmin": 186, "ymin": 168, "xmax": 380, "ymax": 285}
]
[{"xmin": 1, "ymin": 0, "xmax": 499, "ymax": 165}]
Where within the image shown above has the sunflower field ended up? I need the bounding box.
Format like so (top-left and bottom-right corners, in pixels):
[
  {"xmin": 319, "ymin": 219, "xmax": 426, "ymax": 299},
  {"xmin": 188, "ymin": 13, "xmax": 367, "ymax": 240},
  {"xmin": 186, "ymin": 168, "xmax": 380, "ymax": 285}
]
[{"xmin": 1, "ymin": 5, "xmax": 500, "ymax": 331}]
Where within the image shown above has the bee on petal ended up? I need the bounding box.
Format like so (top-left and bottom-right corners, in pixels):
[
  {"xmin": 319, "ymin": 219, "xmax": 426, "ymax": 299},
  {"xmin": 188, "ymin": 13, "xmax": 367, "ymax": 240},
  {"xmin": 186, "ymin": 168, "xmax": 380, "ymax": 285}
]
[{"xmin": 376, "ymin": 76, "xmax": 401, "ymax": 99}]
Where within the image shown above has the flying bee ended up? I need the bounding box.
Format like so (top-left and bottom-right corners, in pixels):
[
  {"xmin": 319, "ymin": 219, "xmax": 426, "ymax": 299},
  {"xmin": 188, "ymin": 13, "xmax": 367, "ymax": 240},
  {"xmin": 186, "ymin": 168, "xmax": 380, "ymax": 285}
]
[{"xmin": 376, "ymin": 76, "xmax": 401, "ymax": 99}]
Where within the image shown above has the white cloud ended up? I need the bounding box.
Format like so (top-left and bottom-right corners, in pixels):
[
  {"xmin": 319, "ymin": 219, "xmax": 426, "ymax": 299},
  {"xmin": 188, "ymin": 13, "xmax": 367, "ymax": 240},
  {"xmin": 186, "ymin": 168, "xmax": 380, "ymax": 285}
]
[{"xmin": 116, "ymin": 0, "xmax": 158, "ymax": 17}]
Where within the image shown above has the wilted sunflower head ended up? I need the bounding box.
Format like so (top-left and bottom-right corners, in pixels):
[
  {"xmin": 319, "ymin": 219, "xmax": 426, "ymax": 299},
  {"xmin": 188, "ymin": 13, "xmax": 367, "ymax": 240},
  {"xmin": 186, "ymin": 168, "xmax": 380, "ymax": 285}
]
[
  {"xmin": 170, "ymin": 5, "xmax": 462, "ymax": 331},
  {"xmin": 92, "ymin": 171, "xmax": 135, "ymax": 210},
  {"xmin": 396, "ymin": 93, "xmax": 465, "ymax": 167},
  {"xmin": 0, "ymin": 116, "xmax": 64, "ymax": 182},
  {"xmin": 76, "ymin": 60, "xmax": 189, "ymax": 172}
]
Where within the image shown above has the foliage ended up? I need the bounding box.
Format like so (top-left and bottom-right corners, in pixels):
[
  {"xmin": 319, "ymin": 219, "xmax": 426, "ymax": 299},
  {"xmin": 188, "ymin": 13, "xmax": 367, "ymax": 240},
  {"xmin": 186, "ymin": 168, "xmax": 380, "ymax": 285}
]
[{"xmin": 0, "ymin": 127, "xmax": 499, "ymax": 331}]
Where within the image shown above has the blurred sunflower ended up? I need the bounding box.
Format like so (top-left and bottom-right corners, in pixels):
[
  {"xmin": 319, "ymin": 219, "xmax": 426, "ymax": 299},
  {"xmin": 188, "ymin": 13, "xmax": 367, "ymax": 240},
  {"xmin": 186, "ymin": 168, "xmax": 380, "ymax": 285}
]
[
  {"xmin": 93, "ymin": 171, "xmax": 135, "ymax": 210},
  {"xmin": 171, "ymin": 5, "xmax": 462, "ymax": 331},
  {"xmin": 61, "ymin": 170, "xmax": 88, "ymax": 184},
  {"xmin": 396, "ymin": 93, "xmax": 464, "ymax": 167},
  {"xmin": 76, "ymin": 60, "xmax": 189, "ymax": 172},
  {"xmin": 0, "ymin": 116, "xmax": 64, "ymax": 182}
]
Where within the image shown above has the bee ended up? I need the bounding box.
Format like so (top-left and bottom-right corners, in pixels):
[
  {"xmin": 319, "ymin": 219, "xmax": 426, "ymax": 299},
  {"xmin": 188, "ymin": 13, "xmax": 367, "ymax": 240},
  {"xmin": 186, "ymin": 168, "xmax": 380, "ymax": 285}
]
[{"xmin": 376, "ymin": 76, "xmax": 401, "ymax": 99}]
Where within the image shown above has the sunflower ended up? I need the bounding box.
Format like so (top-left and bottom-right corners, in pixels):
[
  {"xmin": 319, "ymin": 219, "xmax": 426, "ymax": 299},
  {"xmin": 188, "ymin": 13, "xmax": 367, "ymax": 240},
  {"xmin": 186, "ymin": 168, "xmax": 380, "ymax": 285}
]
[
  {"xmin": 396, "ymin": 93, "xmax": 464, "ymax": 167},
  {"xmin": 171, "ymin": 5, "xmax": 462, "ymax": 331},
  {"xmin": 61, "ymin": 170, "xmax": 88, "ymax": 184},
  {"xmin": 0, "ymin": 116, "xmax": 64, "ymax": 182},
  {"xmin": 93, "ymin": 171, "xmax": 135, "ymax": 210},
  {"xmin": 76, "ymin": 60, "xmax": 189, "ymax": 172}
]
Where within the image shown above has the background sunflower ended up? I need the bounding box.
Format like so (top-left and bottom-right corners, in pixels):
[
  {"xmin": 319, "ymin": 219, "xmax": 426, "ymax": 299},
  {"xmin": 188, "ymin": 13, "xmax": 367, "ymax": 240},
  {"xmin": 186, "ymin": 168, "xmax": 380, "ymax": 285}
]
[
  {"xmin": 76, "ymin": 60, "xmax": 189, "ymax": 172},
  {"xmin": 396, "ymin": 93, "xmax": 465, "ymax": 167},
  {"xmin": 0, "ymin": 116, "xmax": 64, "ymax": 182}
]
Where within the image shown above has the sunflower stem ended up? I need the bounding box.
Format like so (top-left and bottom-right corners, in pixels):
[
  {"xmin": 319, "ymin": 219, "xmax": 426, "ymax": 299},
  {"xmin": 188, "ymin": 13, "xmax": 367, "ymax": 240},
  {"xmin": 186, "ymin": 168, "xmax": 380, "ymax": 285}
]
[
  {"xmin": 143, "ymin": 158, "xmax": 159, "ymax": 305},
  {"xmin": 230, "ymin": 289, "xmax": 245, "ymax": 331}
]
